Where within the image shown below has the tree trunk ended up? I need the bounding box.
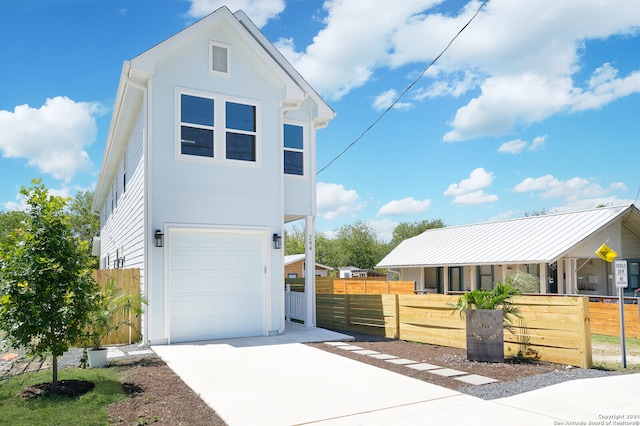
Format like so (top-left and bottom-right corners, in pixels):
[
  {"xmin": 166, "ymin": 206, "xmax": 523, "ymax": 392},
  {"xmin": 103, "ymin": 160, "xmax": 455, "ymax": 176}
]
[{"xmin": 52, "ymin": 354, "xmax": 58, "ymax": 390}]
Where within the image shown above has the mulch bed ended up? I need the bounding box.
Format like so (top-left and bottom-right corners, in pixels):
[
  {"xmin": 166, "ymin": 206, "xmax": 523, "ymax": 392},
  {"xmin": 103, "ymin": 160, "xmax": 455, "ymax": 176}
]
[
  {"xmin": 106, "ymin": 358, "xmax": 226, "ymax": 425},
  {"xmin": 19, "ymin": 380, "xmax": 95, "ymax": 399}
]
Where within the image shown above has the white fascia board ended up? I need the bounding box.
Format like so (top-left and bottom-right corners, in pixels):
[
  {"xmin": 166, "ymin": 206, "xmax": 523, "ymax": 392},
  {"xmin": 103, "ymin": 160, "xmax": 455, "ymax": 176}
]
[
  {"xmin": 93, "ymin": 61, "xmax": 130, "ymax": 211},
  {"xmin": 93, "ymin": 63, "xmax": 148, "ymax": 211},
  {"xmin": 130, "ymin": 7, "xmax": 230, "ymax": 72},
  {"xmin": 234, "ymin": 10, "xmax": 335, "ymax": 125}
]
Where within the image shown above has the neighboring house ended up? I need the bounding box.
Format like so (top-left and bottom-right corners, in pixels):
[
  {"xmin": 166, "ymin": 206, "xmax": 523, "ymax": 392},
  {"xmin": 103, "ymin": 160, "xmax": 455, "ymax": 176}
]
[
  {"xmin": 284, "ymin": 254, "xmax": 333, "ymax": 278},
  {"xmin": 377, "ymin": 205, "xmax": 640, "ymax": 297},
  {"xmin": 338, "ymin": 266, "xmax": 387, "ymax": 279},
  {"xmin": 92, "ymin": 7, "xmax": 334, "ymax": 345}
]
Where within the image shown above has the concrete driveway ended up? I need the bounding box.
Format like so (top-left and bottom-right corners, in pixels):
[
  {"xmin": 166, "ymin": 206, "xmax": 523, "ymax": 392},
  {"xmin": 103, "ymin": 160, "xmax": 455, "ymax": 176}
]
[{"xmin": 152, "ymin": 323, "xmax": 640, "ymax": 425}]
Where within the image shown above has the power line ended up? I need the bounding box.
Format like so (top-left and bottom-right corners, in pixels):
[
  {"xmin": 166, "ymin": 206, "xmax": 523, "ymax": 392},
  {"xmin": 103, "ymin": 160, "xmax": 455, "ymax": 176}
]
[{"xmin": 317, "ymin": 1, "xmax": 489, "ymax": 175}]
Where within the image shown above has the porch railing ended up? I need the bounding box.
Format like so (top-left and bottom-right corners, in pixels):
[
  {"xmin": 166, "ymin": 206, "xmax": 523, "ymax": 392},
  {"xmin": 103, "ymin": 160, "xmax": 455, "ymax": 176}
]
[{"xmin": 285, "ymin": 284, "xmax": 306, "ymax": 323}]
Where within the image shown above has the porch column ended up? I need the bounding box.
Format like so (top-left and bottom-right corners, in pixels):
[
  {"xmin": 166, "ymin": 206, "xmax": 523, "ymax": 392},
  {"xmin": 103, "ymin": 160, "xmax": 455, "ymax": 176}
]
[
  {"xmin": 304, "ymin": 215, "xmax": 316, "ymax": 327},
  {"xmin": 443, "ymin": 266, "xmax": 449, "ymax": 294},
  {"xmin": 561, "ymin": 258, "xmax": 578, "ymax": 294},
  {"xmin": 539, "ymin": 263, "xmax": 547, "ymax": 293},
  {"xmin": 469, "ymin": 266, "xmax": 477, "ymax": 291},
  {"xmin": 557, "ymin": 260, "xmax": 565, "ymax": 294}
]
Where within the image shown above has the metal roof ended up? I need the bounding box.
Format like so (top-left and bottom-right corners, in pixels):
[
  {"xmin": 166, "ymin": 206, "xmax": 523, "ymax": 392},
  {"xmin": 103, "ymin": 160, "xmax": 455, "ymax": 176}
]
[
  {"xmin": 377, "ymin": 205, "xmax": 640, "ymax": 268},
  {"xmin": 284, "ymin": 254, "xmax": 333, "ymax": 270}
]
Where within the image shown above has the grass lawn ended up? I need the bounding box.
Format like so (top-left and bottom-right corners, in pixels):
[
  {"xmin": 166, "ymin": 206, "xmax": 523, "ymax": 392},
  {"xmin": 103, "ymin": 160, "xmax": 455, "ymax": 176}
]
[
  {"xmin": 591, "ymin": 333, "xmax": 640, "ymax": 371},
  {"xmin": 0, "ymin": 367, "xmax": 128, "ymax": 426}
]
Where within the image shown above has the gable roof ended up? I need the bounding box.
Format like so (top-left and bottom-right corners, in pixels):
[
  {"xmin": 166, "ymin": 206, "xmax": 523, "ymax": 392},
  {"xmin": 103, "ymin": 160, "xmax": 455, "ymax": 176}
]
[
  {"xmin": 93, "ymin": 6, "xmax": 334, "ymax": 211},
  {"xmin": 284, "ymin": 254, "xmax": 333, "ymax": 270},
  {"xmin": 377, "ymin": 204, "xmax": 640, "ymax": 268}
]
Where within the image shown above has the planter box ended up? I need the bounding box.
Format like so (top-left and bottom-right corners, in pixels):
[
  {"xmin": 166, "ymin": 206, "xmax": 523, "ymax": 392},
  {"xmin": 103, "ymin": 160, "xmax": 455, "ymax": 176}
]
[
  {"xmin": 466, "ymin": 309, "xmax": 504, "ymax": 363},
  {"xmin": 88, "ymin": 348, "xmax": 108, "ymax": 368}
]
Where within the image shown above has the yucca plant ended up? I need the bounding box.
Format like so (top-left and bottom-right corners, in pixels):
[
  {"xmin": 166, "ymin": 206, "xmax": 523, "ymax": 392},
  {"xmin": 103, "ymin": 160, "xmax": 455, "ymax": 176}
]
[{"xmin": 452, "ymin": 283, "xmax": 522, "ymax": 333}]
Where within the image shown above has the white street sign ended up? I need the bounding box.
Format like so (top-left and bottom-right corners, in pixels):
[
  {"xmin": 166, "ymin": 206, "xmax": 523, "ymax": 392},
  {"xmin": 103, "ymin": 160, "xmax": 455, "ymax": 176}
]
[{"xmin": 615, "ymin": 260, "xmax": 628, "ymax": 288}]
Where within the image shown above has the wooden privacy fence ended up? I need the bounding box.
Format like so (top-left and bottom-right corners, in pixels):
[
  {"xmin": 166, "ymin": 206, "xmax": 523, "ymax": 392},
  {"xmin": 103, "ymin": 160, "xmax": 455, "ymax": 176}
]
[
  {"xmin": 589, "ymin": 300, "xmax": 640, "ymax": 338},
  {"xmin": 317, "ymin": 293, "xmax": 592, "ymax": 368},
  {"xmin": 91, "ymin": 268, "xmax": 142, "ymax": 345},
  {"xmin": 286, "ymin": 278, "xmax": 415, "ymax": 294}
]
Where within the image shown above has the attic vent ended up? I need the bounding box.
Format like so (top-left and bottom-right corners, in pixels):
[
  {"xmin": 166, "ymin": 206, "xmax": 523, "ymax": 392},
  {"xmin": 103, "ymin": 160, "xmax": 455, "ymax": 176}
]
[{"xmin": 209, "ymin": 41, "xmax": 230, "ymax": 75}]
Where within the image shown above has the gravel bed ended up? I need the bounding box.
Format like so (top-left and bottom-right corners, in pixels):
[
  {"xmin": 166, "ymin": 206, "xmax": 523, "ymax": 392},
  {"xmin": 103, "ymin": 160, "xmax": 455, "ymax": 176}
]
[
  {"xmin": 458, "ymin": 368, "xmax": 621, "ymax": 399},
  {"xmin": 57, "ymin": 344, "xmax": 151, "ymax": 369}
]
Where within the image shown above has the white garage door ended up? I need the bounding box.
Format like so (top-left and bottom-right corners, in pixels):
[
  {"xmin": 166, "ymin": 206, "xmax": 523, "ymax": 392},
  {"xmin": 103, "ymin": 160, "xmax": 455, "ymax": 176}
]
[{"xmin": 168, "ymin": 228, "xmax": 266, "ymax": 343}]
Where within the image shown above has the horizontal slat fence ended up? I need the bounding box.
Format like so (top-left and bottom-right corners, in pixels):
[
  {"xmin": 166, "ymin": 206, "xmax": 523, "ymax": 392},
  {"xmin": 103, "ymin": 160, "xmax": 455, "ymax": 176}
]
[
  {"xmin": 91, "ymin": 269, "xmax": 142, "ymax": 345},
  {"xmin": 589, "ymin": 301, "xmax": 640, "ymax": 338},
  {"xmin": 317, "ymin": 293, "xmax": 592, "ymax": 368},
  {"xmin": 330, "ymin": 279, "xmax": 415, "ymax": 294}
]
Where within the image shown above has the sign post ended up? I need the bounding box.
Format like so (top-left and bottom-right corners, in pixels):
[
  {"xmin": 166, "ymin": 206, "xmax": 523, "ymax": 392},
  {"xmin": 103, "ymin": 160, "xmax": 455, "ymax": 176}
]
[{"xmin": 614, "ymin": 260, "xmax": 628, "ymax": 368}]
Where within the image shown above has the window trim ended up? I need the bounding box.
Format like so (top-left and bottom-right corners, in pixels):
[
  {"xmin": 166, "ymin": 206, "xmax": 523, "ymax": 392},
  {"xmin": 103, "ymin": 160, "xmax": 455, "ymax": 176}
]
[
  {"xmin": 283, "ymin": 120, "xmax": 306, "ymax": 177},
  {"xmin": 175, "ymin": 88, "xmax": 261, "ymax": 167}
]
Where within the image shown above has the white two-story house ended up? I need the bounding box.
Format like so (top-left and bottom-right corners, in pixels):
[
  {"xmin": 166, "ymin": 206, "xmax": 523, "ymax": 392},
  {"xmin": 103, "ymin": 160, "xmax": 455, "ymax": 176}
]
[{"xmin": 92, "ymin": 7, "xmax": 334, "ymax": 345}]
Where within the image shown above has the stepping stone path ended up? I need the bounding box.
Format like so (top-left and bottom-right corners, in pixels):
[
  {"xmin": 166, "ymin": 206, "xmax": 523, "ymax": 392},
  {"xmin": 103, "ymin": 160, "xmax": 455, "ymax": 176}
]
[{"xmin": 324, "ymin": 342, "xmax": 498, "ymax": 386}]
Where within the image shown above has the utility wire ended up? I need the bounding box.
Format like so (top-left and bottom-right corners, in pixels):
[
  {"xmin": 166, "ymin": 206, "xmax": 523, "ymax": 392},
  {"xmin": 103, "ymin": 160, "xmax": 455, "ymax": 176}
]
[{"xmin": 317, "ymin": 1, "xmax": 489, "ymax": 175}]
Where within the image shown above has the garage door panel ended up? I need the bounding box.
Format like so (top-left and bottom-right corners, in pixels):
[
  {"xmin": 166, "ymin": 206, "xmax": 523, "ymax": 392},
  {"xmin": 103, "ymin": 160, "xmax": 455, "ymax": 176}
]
[{"xmin": 168, "ymin": 228, "xmax": 266, "ymax": 343}]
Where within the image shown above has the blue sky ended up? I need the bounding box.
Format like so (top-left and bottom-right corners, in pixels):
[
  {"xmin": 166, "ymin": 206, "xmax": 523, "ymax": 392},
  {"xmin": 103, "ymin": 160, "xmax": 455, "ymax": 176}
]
[{"xmin": 1, "ymin": 0, "xmax": 639, "ymax": 241}]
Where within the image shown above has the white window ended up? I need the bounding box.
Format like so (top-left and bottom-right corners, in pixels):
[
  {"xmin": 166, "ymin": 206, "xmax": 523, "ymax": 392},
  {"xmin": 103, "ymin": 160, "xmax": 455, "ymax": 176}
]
[
  {"xmin": 180, "ymin": 93, "xmax": 215, "ymax": 157},
  {"xmin": 177, "ymin": 90, "xmax": 259, "ymax": 163},
  {"xmin": 284, "ymin": 123, "xmax": 304, "ymax": 175}
]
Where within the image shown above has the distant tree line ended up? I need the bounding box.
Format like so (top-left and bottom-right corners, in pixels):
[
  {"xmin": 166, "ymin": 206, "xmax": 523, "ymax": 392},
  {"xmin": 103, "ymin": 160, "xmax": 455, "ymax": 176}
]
[{"xmin": 285, "ymin": 218, "xmax": 445, "ymax": 273}]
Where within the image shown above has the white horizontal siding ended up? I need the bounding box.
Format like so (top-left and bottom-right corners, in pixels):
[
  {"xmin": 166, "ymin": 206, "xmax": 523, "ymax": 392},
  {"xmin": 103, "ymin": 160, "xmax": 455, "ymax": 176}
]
[{"xmin": 99, "ymin": 110, "xmax": 145, "ymax": 286}]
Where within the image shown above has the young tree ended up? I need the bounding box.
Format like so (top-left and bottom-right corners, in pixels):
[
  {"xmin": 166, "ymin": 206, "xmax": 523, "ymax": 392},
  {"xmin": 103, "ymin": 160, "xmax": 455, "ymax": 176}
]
[{"xmin": 0, "ymin": 180, "xmax": 99, "ymax": 390}]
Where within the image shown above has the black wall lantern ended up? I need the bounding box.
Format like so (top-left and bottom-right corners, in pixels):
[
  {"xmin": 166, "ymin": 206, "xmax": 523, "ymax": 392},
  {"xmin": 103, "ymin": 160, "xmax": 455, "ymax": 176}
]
[
  {"xmin": 154, "ymin": 230, "xmax": 164, "ymax": 248},
  {"xmin": 272, "ymin": 233, "xmax": 282, "ymax": 249}
]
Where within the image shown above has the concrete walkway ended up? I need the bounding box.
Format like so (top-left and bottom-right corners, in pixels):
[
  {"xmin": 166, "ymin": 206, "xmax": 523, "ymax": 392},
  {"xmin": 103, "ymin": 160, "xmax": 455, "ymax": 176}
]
[{"xmin": 152, "ymin": 324, "xmax": 640, "ymax": 425}]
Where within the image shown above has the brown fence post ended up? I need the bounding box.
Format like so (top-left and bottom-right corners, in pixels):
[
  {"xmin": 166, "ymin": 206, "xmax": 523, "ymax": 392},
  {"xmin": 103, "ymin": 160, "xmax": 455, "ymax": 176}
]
[
  {"xmin": 394, "ymin": 294, "xmax": 400, "ymax": 339},
  {"xmin": 577, "ymin": 296, "xmax": 593, "ymax": 368}
]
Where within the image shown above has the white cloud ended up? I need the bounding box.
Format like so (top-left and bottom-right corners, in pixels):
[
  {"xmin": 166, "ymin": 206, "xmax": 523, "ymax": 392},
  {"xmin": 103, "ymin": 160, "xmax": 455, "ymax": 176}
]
[
  {"xmin": 316, "ymin": 182, "xmax": 364, "ymax": 219},
  {"xmin": 3, "ymin": 185, "xmax": 72, "ymax": 211},
  {"xmin": 530, "ymin": 135, "xmax": 546, "ymax": 151},
  {"xmin": 185, "ymin": 0, "xmax": 284, "ymax": 27},
  {"xmin": 368, "ymin": 218, "xmax": 398, "ymax": 243},
  {"xmin": 513, "ymin": 174, "xmax": 628, "ymax": 203},
  {"xmin": 444, "ymin": 167, "xmax": 498, "ymax": 205},
  {"xmin": 377, "ymin": 197, "xmax": 431, "ymax": 217},
  {"xmin": 0, "ymin": 97, "xmax": 103, "ymax": 182},
  {"xmin": 372, "ymin": 89, "xmax": 412, "ymax": 111},
  {"xmin": 451, "ymin": 190, "xmax": 498, "ymax": 205},
  {"xmin": 498, "ymin": 139, "xmax": 527, "ymax": 154},
  {"xmin": 444, "ymin": 167, "xmax": 493, "ymax": 195},
  {"xmin": 281, "ymin": 0, "xmax": 441, "ymax": 100},
  {"xmin": 414, "ymin": 70, "xmax": 481, "ymax": 99},
  {"xmin": 279, "ymin": 0, "xmax": 640, "ymax": 136},
  {"xmin": 571, "ymin": 64, "xmax": 640, "ymax": 112},
  {"xmin": 498, "ymin": 135, "xmax": 547, "ymax": 154}
]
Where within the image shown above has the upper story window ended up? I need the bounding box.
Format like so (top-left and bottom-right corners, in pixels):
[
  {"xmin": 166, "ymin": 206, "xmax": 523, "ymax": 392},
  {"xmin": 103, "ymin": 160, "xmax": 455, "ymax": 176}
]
[
  {"xmin": 284, "ymin": 124, "xmax": 304, "ymax": 175},
  {"xmin": 178, "ymin": 90, "xmax": 259, "ymax": 163},
  {"xmin": 226, "ymin": 102, "xmax": 256, "ymax": 161},
  {"xmin": 180, "ymin": 94, "xmax": 215, "ymax": 157}
]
